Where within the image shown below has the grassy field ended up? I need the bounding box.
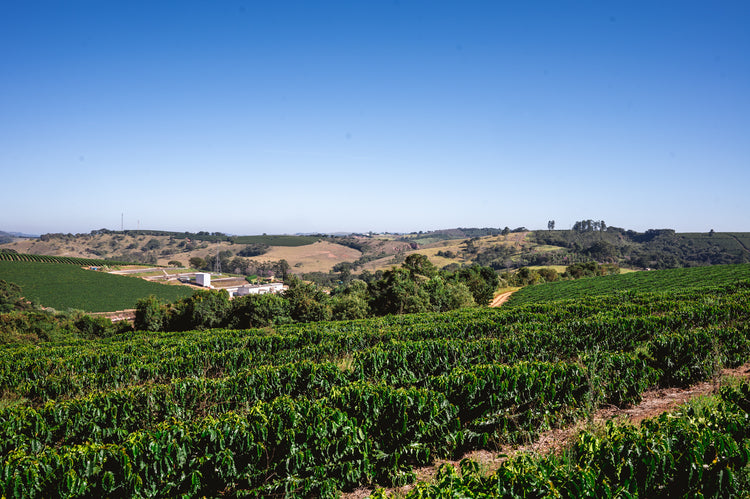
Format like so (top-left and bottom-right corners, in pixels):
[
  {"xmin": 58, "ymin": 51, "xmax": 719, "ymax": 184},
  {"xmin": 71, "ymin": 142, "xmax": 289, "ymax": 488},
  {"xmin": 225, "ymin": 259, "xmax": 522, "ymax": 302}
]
[
  {"xmin": 507, "ymin": 263, "xmax": 750, "ymax": 306},
  {"xmin": 249, "ymin": 241, "xmax": 363, "ymax": 273},
  {"xmin": 0, "ymin": 261, "xmax": 196, "ymax": 312}
]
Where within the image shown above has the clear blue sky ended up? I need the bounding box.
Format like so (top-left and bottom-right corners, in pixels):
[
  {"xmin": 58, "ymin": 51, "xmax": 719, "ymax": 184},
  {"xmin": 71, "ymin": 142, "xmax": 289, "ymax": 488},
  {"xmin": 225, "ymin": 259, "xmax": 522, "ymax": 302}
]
[{"xmin": 2, "ymin": 1, "xmax": 748, "ymax": 235}]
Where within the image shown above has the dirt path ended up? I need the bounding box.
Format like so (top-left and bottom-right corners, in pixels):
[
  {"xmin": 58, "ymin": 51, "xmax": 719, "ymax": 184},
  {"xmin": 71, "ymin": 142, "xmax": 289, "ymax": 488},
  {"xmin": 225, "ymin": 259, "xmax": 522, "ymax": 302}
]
[
  {"xmin": 343, "ymin": 363, "xmax": 750, "ymax": 498},
  {"xmin": 490, "ymin": 291, "xmax": 515, "ymax": 307}
]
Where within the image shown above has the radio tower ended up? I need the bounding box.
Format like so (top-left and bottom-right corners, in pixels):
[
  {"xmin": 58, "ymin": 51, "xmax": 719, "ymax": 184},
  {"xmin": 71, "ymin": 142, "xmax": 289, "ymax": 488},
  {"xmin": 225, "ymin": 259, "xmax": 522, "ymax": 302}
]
[{"xmin": 214, "ymin": 243, "xmax": 221, "ymax": 273}]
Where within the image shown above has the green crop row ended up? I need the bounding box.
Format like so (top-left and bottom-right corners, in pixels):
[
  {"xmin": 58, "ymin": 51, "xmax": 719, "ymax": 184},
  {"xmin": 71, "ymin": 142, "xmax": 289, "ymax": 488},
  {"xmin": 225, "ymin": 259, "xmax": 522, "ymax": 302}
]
[
  {"xmin": 508, "ymin": 263, "xmax": 750, "ymax": 306},
  {"xmin": 378, "ymin": 381, "xmax": 750, "ymax": 498},
  {"xmin": 0, "ymin": 262, "xmax": 195, "ymax": 312},
  {"xmin": 0, "ymin": 252, "xmax": 134, "ymax": 266},
  {"xmin": 1, "ymin": 281, "xmax": 748, "ymax": 403},
  {"xmin": 0, "ymin": 355, "xmax": 658, "ymax": 497},
  {"xmin": 2, "ymin": 271, "xmax": 750, "ymax": 495}
]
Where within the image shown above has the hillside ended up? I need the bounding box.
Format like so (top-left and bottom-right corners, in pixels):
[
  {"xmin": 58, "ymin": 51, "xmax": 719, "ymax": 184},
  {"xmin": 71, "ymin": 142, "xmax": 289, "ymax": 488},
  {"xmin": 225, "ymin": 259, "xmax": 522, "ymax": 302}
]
[
  {"xmin": 2, "ymin": 226, "xmax": 749, "ymax": 286},
  {"xmin": 0, "ymin": 231, "xmax": 366, "ymax": 275},
  {"xmin": 0, "ymin": 261, "xmax": 195, "ymax": 312},
  {"xmin": 507, "ymin": 263, "xmax": 750, "ymax": 306},
  {"xmin": 1, "ymin": 265, "xmax": 749, "ymax": 496}
]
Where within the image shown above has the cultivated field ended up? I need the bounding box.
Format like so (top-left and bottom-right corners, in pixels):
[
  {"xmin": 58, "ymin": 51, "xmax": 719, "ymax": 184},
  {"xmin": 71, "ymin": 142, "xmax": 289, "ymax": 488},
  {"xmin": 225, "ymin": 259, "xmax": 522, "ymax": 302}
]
[
  {"xmin": 2, "ymin": 264, "xmax": 750, "ymax": 496},
  {"xmin": 0, "ymin": 261, "xmax": 195, "ymax": 312}
]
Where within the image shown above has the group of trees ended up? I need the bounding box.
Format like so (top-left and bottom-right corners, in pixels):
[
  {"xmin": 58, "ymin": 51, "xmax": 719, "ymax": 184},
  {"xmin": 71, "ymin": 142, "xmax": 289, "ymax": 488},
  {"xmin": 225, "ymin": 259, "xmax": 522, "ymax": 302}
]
[
  {"xmin": 135, "ymin": 255, "xmax": 500, "ymax": 332},
  {"xmin": 535, "ymin": 224, "xmax": 749, "ymax": 269},
  {"xmin": 188, "ymin": 254, "xmax": 289, "ymax": 279},
  {"xmin": 500, "ymin": 262, "xmax": 621, "ymax": 287},
  {"xmin": 572, "ymin": 219, "xmax": 607, "ymax": 232}
]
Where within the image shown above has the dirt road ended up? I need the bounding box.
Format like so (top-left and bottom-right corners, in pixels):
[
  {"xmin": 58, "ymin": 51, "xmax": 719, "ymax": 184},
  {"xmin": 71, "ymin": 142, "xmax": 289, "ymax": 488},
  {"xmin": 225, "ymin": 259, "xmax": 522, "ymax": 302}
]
[{"xmin": 490, "ymin": 290, "xmax": 515, "ymax": 307}]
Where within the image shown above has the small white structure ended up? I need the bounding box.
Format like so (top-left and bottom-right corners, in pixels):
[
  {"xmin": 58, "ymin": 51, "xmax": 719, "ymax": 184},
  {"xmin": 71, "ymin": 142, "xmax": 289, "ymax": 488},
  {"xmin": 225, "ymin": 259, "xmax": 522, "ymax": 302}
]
[
  {"xmin": 195, "ymin": 273, "xmax": 211, "ymax": 288},
  {"xmin": 227, "ymin": 282, "xmax": 285, "ymax": 298}
]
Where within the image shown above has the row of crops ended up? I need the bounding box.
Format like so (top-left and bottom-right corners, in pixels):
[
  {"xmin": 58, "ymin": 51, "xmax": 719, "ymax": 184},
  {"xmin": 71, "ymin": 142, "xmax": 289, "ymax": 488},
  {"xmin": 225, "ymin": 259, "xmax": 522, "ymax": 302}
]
[
  {"xmin": 0, "ymin": 262, "xmax": 194, "ymax": 313},
  {"xmin": 1, "ymin": 271, "xmax": 750, "ymax": 496},
  {"xmin": 0, "ymin": 252, "xmax": 134, "ymax": 266},
  {"xmin": 507, "ymin": 262, "xmax": 750, "ymax": 306},
  {"xmin": 376, "ymin": 381, "xmax": 750, "ymax": 497}
]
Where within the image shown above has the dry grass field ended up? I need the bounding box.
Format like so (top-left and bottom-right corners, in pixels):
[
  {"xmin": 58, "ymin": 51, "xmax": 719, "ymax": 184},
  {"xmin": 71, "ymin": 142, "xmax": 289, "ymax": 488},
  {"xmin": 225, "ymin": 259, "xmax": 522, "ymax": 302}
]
[
  {"xmin": 245, "ymin": 241, "xmax": 362, "ymax": 274},
  {"xmin": 0, "ymin": 234, "xmax": 365, "ymax": 275}
]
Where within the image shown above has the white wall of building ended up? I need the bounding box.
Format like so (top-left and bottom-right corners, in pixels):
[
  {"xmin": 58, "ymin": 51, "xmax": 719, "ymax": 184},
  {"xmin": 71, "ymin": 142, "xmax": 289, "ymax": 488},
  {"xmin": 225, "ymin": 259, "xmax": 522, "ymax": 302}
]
[{"xmin": 195, "ymin": 273, "xmax": 211, "ymax": 287}]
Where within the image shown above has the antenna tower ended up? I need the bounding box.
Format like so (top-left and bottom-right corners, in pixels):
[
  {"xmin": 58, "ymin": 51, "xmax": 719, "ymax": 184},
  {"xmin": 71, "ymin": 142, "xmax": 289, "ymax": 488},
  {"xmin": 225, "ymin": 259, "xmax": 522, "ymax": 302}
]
[{"xmin": 214, "ymin": 243, "xmax": 222, "ymax": 273}]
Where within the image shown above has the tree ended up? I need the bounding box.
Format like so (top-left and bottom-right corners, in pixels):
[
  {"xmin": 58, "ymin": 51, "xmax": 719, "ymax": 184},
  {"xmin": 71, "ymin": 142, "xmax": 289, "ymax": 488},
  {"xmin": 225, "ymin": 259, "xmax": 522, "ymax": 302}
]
[
  {"xmin": 189, "ymin": 257, "xmax": 206, "ymax": 269},
  {"xmin": 283, "ymin": 277, "xmax": 331, "ymax": 323},
  {"xmin": 0, "ymin": 279, "xmax": 29, "ymax": 312},
  {"xmin": 227, "ymin": 293, "xmax": 291, "ymax": 328},
  {"xmin": 424, "ymin": 276, "xmax": 475, "ymax": 312},
  {"xmin": 548, "ymin": 220, "xmax": 555, "ymax": 231},
  {"xmin": 402, "ymin": 253, "xmax": 438, "ymax": 278},
  {"xmin": 331, "ymin": 293, "xmax": 370, "ymax": 320},
  {"xmin": 141, "ymin": 238, "xmax": 161, "ymax": 251},
  {"xmin": 537, "ymin": 267, "xmax": 559, "ymax": 282},
  {"xmin": 454, "ymin": 265, "xmax": 499, "ymax": 306},
  {"xmin": 134, "ymin": 295, "xmax": 167, "ymax": 332},
  {"xmin": 277, "ymin": 259, "xmax": 291, "ymax": 282},
  {"xmin": 174, "ymin": 289, "xmax": 231, "ymax": 330},
  {"xmin": 238, "ymin": 244, "xmax": 269, "ymax": 257},
  {"xmin": 367, "ymin": 268, "xmax": 430, "ymax": 315}
]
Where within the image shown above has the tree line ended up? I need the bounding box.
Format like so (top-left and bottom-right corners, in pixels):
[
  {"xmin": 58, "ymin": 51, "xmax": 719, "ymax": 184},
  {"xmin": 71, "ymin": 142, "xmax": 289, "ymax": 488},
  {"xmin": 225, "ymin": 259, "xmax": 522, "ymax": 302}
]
[{"xmin": 134, "ymin": 254, "xmax": 500, "ymax": 332}]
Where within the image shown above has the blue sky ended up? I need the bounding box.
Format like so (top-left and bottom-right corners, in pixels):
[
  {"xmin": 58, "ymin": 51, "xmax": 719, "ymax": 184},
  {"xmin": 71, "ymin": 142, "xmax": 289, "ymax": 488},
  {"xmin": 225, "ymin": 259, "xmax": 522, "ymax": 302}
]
[{"xmin": 2, "ymin": 1, "xmax": 748, "ymax": 235}]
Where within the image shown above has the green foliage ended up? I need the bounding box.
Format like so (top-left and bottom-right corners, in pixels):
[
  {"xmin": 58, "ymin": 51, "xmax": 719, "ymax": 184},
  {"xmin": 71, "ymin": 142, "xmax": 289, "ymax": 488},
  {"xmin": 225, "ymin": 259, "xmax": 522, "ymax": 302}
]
[
  {"xmin": 533, "ymin": 227, "xmax": 750, "ymax": 269},
  {"xmin": 226, "ymin": 292, "xmax": 292, "ymax": 329},
  {"xmin": 0, "ymin": 280, "xmax": 28, "ymax": 313},
  {"xmin": 237, "ymin": 243, "xmax": 270, "ymax": 257},
  {"xmin": 563, "ymin": 261, "xmax": 620, "ymax": 279},
  {"xmin": 230, "ymin": 235, "xmax": 320, "ymax": 246},
  {"xmin": 0, "ymin": 310, "xmax": 126, "ymax": 344},
  {"xmin": 0, "ymin": 252, "xmax": 134, "ymax": 266},
  {"xmin": 1, "ymin": 269, "xmax": 749, "ymax": 496},
  {"xmin": 509, "ymin": 263, "xmax": 750, "ymax": 306},
  {"xmin": 382, "ymin": 381, "xmax": 750, "ymax": 498},
  {"xmin": 134, "ymin": 295, "xmax": 166, "ymax": 332},
  {"xmin": 284, "ymin": 278, "xmax": 333, "ymax": 323},
  {"xmin": 141, "ymin": 238, "xmax": 161, "ymax": 251},
  {"xmin": 452, "ymin": 265, "xmax": 499, "ymax": 305},
  {"xmin": 0, "ymin": 262, "xmax": 195, "ymax": 312},
  {"xmin": 188, "ymin": 256, "xmax": 206, "ymax": 269}
]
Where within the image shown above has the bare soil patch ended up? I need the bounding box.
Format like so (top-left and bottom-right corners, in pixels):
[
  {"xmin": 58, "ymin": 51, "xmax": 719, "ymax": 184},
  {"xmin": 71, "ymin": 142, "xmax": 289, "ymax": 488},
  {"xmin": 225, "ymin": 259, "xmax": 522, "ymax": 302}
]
[{"xmin": 490, "ymin": 291, "xmax": 515, "ymax": 307}]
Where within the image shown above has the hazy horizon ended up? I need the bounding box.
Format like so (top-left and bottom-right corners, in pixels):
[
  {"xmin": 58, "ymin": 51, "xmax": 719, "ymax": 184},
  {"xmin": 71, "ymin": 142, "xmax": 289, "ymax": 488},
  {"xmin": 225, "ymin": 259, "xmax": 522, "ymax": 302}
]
[{"xmin": 2, "ymin": 1, "xmax": 748, "ymax": 235}]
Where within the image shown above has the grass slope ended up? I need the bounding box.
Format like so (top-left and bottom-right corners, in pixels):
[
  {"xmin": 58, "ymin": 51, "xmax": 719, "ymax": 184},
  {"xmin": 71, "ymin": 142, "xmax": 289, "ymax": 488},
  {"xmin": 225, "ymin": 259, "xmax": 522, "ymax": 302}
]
[
  {"xmin": 507, "ymin": 263, "xmax": 750, "ymax": 307},
  {"xmin": 0, "ymin": 262, "xmax": 195, "ymax": 312}
]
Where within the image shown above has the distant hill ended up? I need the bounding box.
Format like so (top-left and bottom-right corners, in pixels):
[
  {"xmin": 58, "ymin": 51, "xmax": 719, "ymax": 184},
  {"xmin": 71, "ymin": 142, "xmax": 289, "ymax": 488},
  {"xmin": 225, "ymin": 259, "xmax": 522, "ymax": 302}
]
[
  {"xmin": 1, "ymin": 225, "xmax": 748, "ymax": 284},
  {"xmin": 532, "ymin": 227, "xmax": 750, "ymax": 269},
  {"xmin": 0, "ymin": 231, "xmax": 38, "ymax": 244}
]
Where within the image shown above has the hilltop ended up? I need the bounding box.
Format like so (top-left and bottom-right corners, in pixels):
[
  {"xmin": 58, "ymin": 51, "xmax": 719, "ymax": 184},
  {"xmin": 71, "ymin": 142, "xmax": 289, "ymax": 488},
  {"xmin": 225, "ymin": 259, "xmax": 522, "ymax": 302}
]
[{"xmin": 1, "ymin": 225, "xmax": 748, "ymax": 285}]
